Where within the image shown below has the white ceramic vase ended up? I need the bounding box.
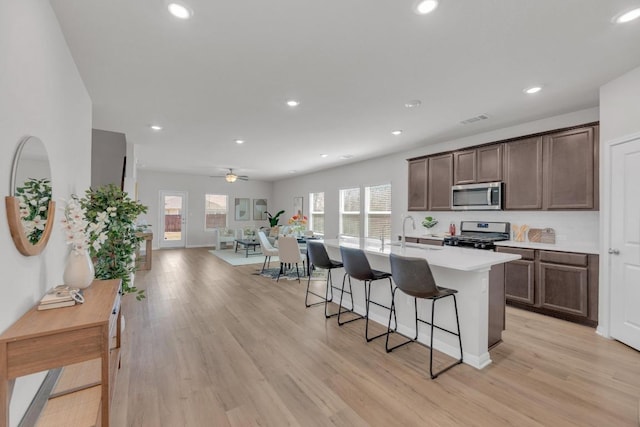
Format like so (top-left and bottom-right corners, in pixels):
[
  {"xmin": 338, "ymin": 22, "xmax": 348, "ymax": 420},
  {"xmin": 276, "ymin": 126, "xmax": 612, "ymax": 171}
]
[{"xmin": 63, "ymin": 249, "xmax": 95, "ymax": 289}]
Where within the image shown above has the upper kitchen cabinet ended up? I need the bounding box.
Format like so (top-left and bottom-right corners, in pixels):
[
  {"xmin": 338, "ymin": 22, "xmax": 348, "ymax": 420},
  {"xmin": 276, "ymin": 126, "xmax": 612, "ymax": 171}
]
[
  {"xmin": 503, "ymin": 137, "xmax": 543, "ymax": 210},
  {"xmin": 428, "ymin": 153, "xmax": 453, "ymax": 210},
  {"xmin": 543, "ymin": 125, "xmax": 599, "ymax": 210},
  {"xmin": 408, "ymin": 158, "xmax": 428, "ymax": 211},
  {"xmin": 454, "ymin": 144, "xmax": 502, "ymax": 185}
]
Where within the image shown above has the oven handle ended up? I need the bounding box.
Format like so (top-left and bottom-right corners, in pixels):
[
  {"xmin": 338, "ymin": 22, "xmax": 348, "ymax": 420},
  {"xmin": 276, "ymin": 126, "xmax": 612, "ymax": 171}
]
[{"xmin": 487, "ymin": 188, "xmax": 492, "ymax": 206}]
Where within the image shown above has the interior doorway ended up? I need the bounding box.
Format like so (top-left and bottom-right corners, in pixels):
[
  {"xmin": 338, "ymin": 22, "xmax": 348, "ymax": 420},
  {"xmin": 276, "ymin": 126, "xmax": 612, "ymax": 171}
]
[
  {"xmin": 609, "ymin": 135, "xmax": 640, "ymax": 351},
  {"xmin": 159, "ymin": 191, "xmax": 187, "ymax": 248}
]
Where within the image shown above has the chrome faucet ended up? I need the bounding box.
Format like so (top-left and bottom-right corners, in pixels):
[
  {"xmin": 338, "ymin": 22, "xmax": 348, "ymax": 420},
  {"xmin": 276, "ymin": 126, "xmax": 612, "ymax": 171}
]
[{"xmin": 401, "ymin": 215, "xmax": 416, "ymax": 249}]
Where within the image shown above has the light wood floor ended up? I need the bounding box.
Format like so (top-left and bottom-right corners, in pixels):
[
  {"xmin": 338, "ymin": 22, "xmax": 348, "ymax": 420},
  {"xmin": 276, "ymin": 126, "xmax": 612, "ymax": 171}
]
[{"xmin": 111, "ymin": 248, "xmax": 640, "ymax": 427}]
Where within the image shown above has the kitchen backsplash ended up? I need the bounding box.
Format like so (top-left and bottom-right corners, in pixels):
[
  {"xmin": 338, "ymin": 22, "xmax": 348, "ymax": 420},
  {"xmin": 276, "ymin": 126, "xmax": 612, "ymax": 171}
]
[{"xmin": 408, "ymin": 210, "xmax": 599, "ymax": 245}]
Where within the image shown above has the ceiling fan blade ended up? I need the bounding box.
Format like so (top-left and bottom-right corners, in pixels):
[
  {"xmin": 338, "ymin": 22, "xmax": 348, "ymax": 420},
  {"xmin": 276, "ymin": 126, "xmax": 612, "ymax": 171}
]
[{"xmin": 238, "ymin": 176, "xmax": 249, "ymax": 181}]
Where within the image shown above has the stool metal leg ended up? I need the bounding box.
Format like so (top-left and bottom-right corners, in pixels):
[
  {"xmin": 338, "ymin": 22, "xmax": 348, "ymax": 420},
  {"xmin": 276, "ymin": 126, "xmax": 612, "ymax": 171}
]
[
  {"xmin": 338, "ymin": 275, "xmax": 364, "ymax": 326},
  {"xmin": 429, "ymin": 295, "xmax": 464, "ymax": 379}
]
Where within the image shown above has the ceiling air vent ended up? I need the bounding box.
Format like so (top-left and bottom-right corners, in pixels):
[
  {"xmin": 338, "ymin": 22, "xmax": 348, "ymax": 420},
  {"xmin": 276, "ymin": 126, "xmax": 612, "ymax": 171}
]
[{"xmin": 460, "ymin": 114, "xmax": 490, "ymax": 125}]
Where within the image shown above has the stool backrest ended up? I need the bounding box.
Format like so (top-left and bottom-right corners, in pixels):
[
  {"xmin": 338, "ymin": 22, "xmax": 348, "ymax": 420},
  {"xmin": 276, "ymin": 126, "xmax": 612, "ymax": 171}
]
[
  {"xmin": 278, "ymin": 235, "xmax": 303, "ymax": 263},
  {"xmin": 340, "ymin": 246, "xmax": 374, "ymax": 281},
  {"xmin": 307, "ymin": 241, "xmax": 332, "ymax": 269},
  {"xmin": 389, "ymin": 253, "xmax": 438, "ymax": 298}
]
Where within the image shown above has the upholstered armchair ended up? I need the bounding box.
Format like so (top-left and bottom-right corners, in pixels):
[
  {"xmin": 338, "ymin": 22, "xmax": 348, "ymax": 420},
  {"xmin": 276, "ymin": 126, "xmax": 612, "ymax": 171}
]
[{"xmin": 214, "ymin": 227, "xmax": 241, "ymax": 250}]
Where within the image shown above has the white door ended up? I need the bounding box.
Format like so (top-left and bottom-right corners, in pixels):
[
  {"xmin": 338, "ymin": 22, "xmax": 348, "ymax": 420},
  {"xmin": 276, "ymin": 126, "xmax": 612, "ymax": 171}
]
[
  {"xmin": 610, "ymin": 137, "xmax": 640, "ymax": 351},
  {"xmin": 159, "ymin": 191, "xmax": 187, "ymax": 248}
]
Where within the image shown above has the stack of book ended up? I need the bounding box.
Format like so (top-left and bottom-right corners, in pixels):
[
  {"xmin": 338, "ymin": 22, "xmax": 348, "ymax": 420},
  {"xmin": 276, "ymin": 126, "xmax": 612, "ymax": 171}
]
[{"xmin": 37, "ymin": 287, "xmax": 79, "ymax": 310}]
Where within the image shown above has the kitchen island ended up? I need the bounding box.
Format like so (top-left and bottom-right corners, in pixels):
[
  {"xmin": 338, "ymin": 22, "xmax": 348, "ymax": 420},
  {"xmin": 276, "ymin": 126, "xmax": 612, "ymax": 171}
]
[{"xmin": 323, "ymin": 238, "xmax": 521, "ymax": 369}]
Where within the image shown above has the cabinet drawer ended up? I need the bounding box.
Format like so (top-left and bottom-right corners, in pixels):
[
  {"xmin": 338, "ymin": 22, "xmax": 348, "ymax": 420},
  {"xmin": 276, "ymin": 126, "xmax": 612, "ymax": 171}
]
[
  {"xmin": 405, "ymin": 237, "xmax": 419, "ymax": 244},
  {"xmin": 496, "ymin": 247, "xmax": 535, "ymax": 260},
  {"xmin": 539, "ymin": 250, "xmax": 588, "ymax": 266},
  {"xmin": 419, "ymin": 238, "xmax": 443, "ymax": 246}
]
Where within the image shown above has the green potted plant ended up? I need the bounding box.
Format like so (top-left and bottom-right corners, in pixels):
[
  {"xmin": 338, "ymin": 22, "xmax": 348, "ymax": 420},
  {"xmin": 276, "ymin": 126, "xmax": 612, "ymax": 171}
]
[
  {"xmin": 80, "ymin": 184, "xmax": 148, "ymax": 300},
  {"xmin": 266, "ymin": 210, "xmax": 285, "ymax": 227}
]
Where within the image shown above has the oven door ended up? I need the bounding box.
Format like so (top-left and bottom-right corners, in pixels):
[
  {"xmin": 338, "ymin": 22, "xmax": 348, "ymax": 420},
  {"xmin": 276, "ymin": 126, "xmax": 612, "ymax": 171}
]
[{"xmin": 451, "ymin": 182, "xmax": 502, "ymax": 210}]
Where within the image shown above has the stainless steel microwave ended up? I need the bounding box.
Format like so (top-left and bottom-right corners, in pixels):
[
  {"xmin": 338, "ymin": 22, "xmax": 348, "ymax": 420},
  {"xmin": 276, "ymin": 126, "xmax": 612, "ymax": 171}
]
[{"xmin": 451, "ymin": 182, "xmax": 503, "ymax": 210}]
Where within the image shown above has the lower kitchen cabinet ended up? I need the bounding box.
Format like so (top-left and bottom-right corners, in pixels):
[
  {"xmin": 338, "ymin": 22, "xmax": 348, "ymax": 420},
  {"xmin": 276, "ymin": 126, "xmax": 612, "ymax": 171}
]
[
  {"xmin": 538, "ymin": 262, "xmax": 588, "ymax": 317},
  {"xmin": 496, "ymin": 247, "xmax": 598, "ymax": 326}
]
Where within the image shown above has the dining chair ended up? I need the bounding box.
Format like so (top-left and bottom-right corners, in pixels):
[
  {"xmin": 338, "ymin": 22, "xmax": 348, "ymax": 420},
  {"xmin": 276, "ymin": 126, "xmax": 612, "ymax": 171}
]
[
  {"xmin": 387, "ymin": 252, "xmax": 463, "ymax": 379},
  {"xmin": 257, "ymin": 231, "xmax": 279, "ymax": 273},
  {"xmin": 277, "ymin": 235, "xmax": 305, "ymax": 282}
]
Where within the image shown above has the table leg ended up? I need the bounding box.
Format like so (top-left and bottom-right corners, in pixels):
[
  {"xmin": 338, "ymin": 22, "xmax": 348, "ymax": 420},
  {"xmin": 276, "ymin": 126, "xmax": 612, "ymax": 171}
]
[{"xmin": 245, "ymin": 245, "xmax": 249, "ymax": 258}]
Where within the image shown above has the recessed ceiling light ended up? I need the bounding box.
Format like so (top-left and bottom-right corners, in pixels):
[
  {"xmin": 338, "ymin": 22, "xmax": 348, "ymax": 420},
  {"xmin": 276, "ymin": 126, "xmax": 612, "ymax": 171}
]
[
  {"xmin": 168, "ymin": 3, "xmax": 192, "ymax": 19},
  {"xmin": 339, "ymin": 155, "xmax": 353, "ymax": 160},
  {"xmin": 286, "ymin": 99, "xmax": 300, "ymax": 107},
  {"xmin": 234, "ymin": 139, "xmax": 245, "ymax": 144},
  {"xmin": 288, "ymin": 170, "xmax": 297, "ymax": 174},
  {"xmin": 524, "ymin": 86, "xmax": 542, "ymax": 94},
  {"xmin": 150, "ymin": 125, "xmax": 163, "ymax": 131},
  {"xmin": 405, "ymin": 100, "xmax": 422, "ymax": 108},
  {"xmin": 414, "ymin": 0, "xmax": 439, "ymax": 15},
  {"xmin": 391, "ymin": 130, "xmax": 403, "ymax": 136},
  {"xmin": 320, "ymin": 154, "xmax": 328, "ymax": 158},
  {"xmin": 614, "ymin": 8, "xmax": 640, "ymax": 23}
]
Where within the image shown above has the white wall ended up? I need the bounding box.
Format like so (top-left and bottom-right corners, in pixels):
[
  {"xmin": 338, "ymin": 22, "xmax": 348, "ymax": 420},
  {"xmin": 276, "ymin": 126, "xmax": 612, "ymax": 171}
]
[
  {"xmin": 91, "ymin": 128, "xmax": 126, "ymax": 188},
  {"xmin": 0, "ymin": 1, "xmax": 92, "ymax": 425},
  {"xmin": 598, "ymin": 64, "xmax": 640, "ymax": 337},
  {"xmin": 272, "ymin": 108, "xmax": 600, "ymax": 245},
  {"xmin": 137, "ymin": 170, "xmax": 274, "ymax": 249}
]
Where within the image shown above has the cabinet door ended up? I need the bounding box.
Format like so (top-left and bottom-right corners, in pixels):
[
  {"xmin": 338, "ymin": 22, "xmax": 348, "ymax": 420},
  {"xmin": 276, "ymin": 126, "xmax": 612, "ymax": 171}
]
[
  {"xmin": 477, "ymin": 144, "xmax": 503, "ymax": 183},
  {"xmin": 418, "ymin": 238, "xmax": 443, "ymax": 246},
  {"xmin": 543, "ymin": 126, "xmax": 597, "ymax": 210},
  {"xmin": 427, "ymin": 154, "xmax": 453, "ymax": 211},
  {"xmin": 503, "ymin": 137, "xmax": 543, "ymax": 210},
  {"xmin": 538, "ymin": 262, "xmax": 588, "ymax": 317},
  {"xmin": 504, "ymin": 260, "xmax": 536, "ymax": 305},
  {"xmin": 408, "ymin": 159, "xmax": 428, "ymax": 211},
  {"xmin": 453, "ymin": 149, "xmax": 476, "ymax": 185}
]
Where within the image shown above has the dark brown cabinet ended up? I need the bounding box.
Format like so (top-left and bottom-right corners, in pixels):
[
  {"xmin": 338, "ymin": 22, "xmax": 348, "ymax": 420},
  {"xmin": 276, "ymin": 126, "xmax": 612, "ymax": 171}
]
[
  {"xmin": 408, "ymin": 158, "xmax": 428, "ymax": 211},
  {"xmin": 454, "ymin": 144, "xmax": 503, "ymax": 185},
  {"xmin": 453, "ymin": 150, "xmax": 476, "ymax": 185},
  {"xmin": 543, "ymin": 126, "xmax": 598, "ymax": 210},
  {"xmin": 427, "ymin": 153, "xmax": 453, "ymax": 210},
  {"xmin": 503, "ymin": 137, "xmax": 543, "ymax": 210},
  {"xmin": 408, "ymin": 123, "xmax": 598, "ymax": 212},
  {"xmin": 496, "ymin": 246, "xmax": 598, "ymax": 326},
  {"xmin": 497, "ymin": 247, "xmax": 536, "ymax": 305}
]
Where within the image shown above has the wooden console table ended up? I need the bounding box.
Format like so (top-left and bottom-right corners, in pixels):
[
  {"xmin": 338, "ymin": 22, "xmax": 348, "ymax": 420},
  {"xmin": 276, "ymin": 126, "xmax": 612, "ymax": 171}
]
[
  {"xmin": 135, "ymin": 231, "xmax": 153, "ymax": 271},
  {"xmin": 0, "ymin": 279, "xmax": 122, "ymax": 427}
]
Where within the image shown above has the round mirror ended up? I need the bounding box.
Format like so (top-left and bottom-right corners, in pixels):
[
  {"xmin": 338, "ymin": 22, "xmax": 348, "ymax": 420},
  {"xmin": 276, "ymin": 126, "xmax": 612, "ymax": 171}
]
[{"xmin": 5, "ymin": 136, "xmax": 55, "ymax": 256}]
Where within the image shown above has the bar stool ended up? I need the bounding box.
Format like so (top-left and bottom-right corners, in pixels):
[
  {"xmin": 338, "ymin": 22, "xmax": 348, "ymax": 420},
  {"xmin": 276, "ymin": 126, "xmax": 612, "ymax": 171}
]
[
  {"xmin": 305, "ymin": 241, "xmax": 345, "ymax": 318},
  {"xmin": 387, "ymin": 252, "xmax": 463, "ymax": 379},
  {"xmin": 339, "ymin": 246, "xmax": 397, "ymax": 342}
]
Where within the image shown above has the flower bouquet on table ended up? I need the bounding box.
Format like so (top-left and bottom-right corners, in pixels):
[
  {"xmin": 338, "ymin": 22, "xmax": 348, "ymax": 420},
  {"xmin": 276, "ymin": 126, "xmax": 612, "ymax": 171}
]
[{"xmin": 288, "ymin": 214, "xmax": 308, "ymax": 236}]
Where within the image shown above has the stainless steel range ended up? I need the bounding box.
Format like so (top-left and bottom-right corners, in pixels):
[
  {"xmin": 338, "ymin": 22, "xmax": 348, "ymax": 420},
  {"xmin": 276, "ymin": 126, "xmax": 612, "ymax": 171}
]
[{"xmin": 443, "ymin": 221, "xmax": 511, "ymax": 250}]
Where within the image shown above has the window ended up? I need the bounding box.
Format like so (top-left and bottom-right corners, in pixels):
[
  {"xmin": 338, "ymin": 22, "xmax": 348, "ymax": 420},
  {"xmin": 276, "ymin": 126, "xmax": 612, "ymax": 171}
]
[
  {"xmin": 339, "ymin": 187, "xmax": 361, "ymax": 237},
  {"xmin": 309, "ymin": 192, "xmax": 325, "ymax": 235},
  {"xmin": 365, "ymin": 184, "xmax": 392, "ymax": 240},
  {"xmin": 205, "ymin": 194, "xmax": 228, "ymax": 230}
]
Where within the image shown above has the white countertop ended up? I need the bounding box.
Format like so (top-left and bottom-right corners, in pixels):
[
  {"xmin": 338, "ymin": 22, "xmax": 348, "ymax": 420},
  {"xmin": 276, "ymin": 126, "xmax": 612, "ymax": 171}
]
[
  {"xmin": 494, "ymin": 240, "xmax": 599, "ymax": 255},
  {"xmin": 323, "ymin": 239, "xmax": 520, "ymax": 272}
]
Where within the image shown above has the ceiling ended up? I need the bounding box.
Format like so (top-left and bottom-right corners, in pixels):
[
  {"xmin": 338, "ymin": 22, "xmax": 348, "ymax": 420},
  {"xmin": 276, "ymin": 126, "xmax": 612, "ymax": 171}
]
[{"xmin": 50, "ymin": 0, "xmax": 640, "ymax": 181}]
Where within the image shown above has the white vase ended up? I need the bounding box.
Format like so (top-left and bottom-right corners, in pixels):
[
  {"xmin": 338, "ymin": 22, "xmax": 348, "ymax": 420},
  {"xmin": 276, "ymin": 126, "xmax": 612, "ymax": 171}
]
[{"xmin": 63, "ymin": 249, "xmax": 95, "ymax": 289}]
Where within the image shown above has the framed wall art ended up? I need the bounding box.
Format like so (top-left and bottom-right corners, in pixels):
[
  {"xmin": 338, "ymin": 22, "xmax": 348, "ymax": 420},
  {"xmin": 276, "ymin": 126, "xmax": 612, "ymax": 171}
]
[
  {"xmin": 234, "ymin": 197, "xmax": 250, "ymax": 221},
  {"xmin": 253, "ymin": 198, "xmax": 268, "ymax": 220},
  {"xmin": 293, "ymin": 196, "xmax": 303, "ymax": 217}
]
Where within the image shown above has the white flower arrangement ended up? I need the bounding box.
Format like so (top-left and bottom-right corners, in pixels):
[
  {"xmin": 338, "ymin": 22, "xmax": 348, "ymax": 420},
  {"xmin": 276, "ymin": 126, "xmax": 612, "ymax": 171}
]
[
  {"xmin": 16, "ymin": 178, "xmax": 51, "ymax": 244},
  {"xmin": 61, "ymin": 197, "xmax": 109, "ymax": 254}
]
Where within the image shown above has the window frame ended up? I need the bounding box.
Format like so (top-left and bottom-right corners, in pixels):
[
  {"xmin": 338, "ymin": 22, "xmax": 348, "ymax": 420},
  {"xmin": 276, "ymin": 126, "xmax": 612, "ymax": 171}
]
[
  {"xmin": 364, "ymin": 183, "xmax": 392, "ymax": 240},
  {"xmin": 204, "ymin": 194, "xmax": 228, "ymax": 231},
  {"xmin": 339, "ymin": 186, "xmax": 361, "ymax": 238},
  {"xmin": 309, "ymin": 191, "xmax": 325, "ymax": 235}
]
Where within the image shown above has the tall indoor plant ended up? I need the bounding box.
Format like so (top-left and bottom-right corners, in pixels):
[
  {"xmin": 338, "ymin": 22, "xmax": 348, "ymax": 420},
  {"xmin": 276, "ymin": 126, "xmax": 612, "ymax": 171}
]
[{"xmin": 81, "ymin": 184, "xmax": 148, "ymax": 300}]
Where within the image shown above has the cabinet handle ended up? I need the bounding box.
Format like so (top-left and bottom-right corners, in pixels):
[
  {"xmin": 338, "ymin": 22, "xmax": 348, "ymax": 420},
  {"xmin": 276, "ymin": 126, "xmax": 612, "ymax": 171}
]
[{"xmin": 608, "ymin": 248, "xmax": 620, "ymax": 255}]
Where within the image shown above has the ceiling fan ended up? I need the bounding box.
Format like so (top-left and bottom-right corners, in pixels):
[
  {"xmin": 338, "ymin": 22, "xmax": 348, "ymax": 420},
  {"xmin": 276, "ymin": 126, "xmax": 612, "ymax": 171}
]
[{"xmin": 210, "ymin": 168, "xmax": 249, "ymax": 183}]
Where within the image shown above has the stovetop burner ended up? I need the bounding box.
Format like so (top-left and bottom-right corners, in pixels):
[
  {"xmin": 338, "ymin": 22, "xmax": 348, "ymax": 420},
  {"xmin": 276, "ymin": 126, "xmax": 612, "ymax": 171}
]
[{"xmin": 443, "ymin": 221, "xmax": 510, "ymax": 250}]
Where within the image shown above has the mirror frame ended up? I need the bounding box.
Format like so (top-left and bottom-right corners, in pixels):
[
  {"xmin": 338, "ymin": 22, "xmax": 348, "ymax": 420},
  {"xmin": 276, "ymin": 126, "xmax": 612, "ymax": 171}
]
[{"xmin": 5, "ymin": 136, "xmax": 55, "ymax": 256}]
